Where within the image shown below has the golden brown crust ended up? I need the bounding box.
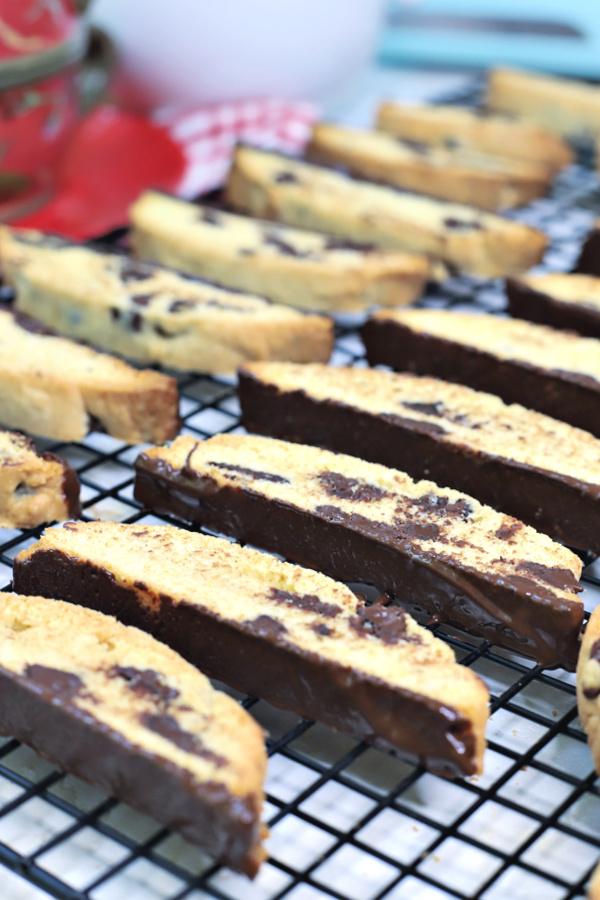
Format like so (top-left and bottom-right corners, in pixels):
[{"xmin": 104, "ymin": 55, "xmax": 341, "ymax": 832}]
[
  {"xmin": 307, "ymin": 122, "xmax": 552, "ymax": 211},
  {"xmin": 225, "ymin": 146, "xmax": 547, "ymax": 278},
  {"xmin": 0, "ymin": 305, "xmax": 180, "ymax": 443},
  {"xmin": 129, "ymin": 192, "xmax": 429, "ymax": 313},
  {"xmin": 0, "ymin": 430, "xmax": 80, "ymax": 528},
  {"xmin": 376, "ymin": 102, "xmax": 573, "ymax": 173}
]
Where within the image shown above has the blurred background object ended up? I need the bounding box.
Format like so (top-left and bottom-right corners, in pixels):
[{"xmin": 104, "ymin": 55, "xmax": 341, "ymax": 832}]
[
  {"xmin": 381, "ymin": 0, "xmax": 600, "ymax": 78},
  {"xmin": 89, "ymin": 0, "xmax": 387, "ymax": 111}
]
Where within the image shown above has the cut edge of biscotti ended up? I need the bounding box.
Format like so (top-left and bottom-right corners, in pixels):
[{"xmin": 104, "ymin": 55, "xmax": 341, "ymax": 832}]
[
  {"xmin": 0, "ymin": 590, "xmax": 268, "ymax": 876},
  {"xmin": 128, "ymin": 191, "xmax": 431, "ymax": 312},
  {"xmin": 14, "ymin": 520, "xmax": 490, "ymax": 777},
  {"xmin": 224, "ymin": 145, "xmax": 548, "ymax": 278},
  {"xmin": 577, "ymin": 605, "xmax": 600, "ymax": 777},
  {"xmin": 375, "ymin": 101, "xmax": 574, "ymax": 173},
  {"xmin": 0, "ymin": 305, "xmax": 180, "ymax": 443},
  {"xmin": 364, "ymin": 307, "xmax": 600, "ymax": 386},
  {"xmin": 0, "ymin": 429, "xmax": 81, "ymax": 528},
  {"xmin": 134, "ymin": 432, "xmax": 585, "ymax": 669},
  {"xmin": 306, "ymin": 121, "xmax": 553, "ymax": 211},
  {"xmin": 0, "ymin": 226, "xmax": 334, "ymax": 370}
]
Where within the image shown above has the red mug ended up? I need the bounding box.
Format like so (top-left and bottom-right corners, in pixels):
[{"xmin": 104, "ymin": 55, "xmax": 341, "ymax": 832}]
[{"xmin": 0, "ymin": 1, "xmax": 111, "ymax": 220}]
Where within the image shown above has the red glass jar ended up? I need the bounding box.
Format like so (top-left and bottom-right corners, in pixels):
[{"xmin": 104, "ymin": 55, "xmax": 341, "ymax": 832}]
[{"xmin": 0, "ymin": 1, "xmax": 87, "ymax": 218}]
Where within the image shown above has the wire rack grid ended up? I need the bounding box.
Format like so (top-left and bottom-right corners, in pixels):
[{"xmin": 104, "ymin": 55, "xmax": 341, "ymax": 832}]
[{"xmin": 2, "ymin": 90, "xmax": 600, "ymax": 900}]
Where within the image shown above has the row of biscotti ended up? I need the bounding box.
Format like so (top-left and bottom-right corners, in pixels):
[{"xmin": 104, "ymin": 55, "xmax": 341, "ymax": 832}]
[
  {"xmin": 312, "ymin": 66, "xmax": 600, "ymax": 214},
  {"xmin": 0, "ymin": 519, "xmax": 491, "ymax": 870}
]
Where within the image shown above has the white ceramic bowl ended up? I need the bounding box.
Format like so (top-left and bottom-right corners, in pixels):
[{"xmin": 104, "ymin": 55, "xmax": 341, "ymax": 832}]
[{"xmin": 89, "ymin": 0, "xmax": 386, "ymax": 110}]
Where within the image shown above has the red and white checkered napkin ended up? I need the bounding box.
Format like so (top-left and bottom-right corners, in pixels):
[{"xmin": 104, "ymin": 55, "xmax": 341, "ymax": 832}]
[{"xmin": 155, "ymin": 98, "xmax": 318, "ymax": 199}]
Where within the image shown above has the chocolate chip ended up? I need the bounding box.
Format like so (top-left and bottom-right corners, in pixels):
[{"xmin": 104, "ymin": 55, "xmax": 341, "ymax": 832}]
[
  {"xmin": 24, "ymin": 665, "xmax": 84, "ymax": 700},
  {"xmin": 324, "ymin": 237, "xmax": 376, "ymax": 253},
  {"xmin": 411, "ymin": 493, "xmax": 473, "ymax": 520},
  {"xmin": 398, "ymin": 138, "xmax": 429, "ymax": 155},
  {"xmin": 169, "ymin": 299, "xmax": 197, "ymax": 313},
  {"xmin": 395, "ymin": 519, "xmax": 441, "ymax": 541},
  {"xmin": 208, "ymin": 460, "xmax": 290, "ymax": 484},
  {"xmin": 516, "ymin": 561, "xmax": 582, "ymax": 594},
  {"xmin": 270, "ymin": 588, "xmax": 341, "ymax": 618},
  {"xmin": 198, "ymin": 207, "xmax": 222, "ymax": 225},
  {"xmin": 403, "ymin": 401, "xmax": 445, "ymax": 417},
  {"xmin": 120, "ymin": 260, "xmax": 155, "ymax": 282},
  {"xmin": 263, "ymin": 232, "xmax": 308, "ymax": 257},
  {"xmin": 274, "ymin": 172, "xmax": 298, "ymax": 183},
  {"xmin": 131, "ymin": 294, "xmax": 153, "ymax": 306},
  {"xmin": 350, "ymin": 598, "xmax": 421, "ymax": 645},
  {"xmin": 318, "ymin": 471, "xmax": 389, "ymax": 502},
  {"xmin": 312, "ymin": 622, "xmax": 333, "ymax": 636},
  {"xmin": 243, "ymin": 614, "xmax": 287, "ymax": 640},
  {"xmin": 130, "ymin": 312, "xmax": 143, "ymax": 332},
  {"xmin": 140, "ymin": 712, "xmax": 227, "ymax": 765},
  {"xmin": 110, "ymin": 307, "xmax": 120, "ymax": 321},
  {"xmin": 444, "ymin": 218, "xmax": 483, "ymax": 231},
  {"xmin": 496, "ymin": 521, "xmax": 522, "ymax": 541},
  {"xmin": 111, "ymin": 666, "xmax": 179, "ymax": 704}
]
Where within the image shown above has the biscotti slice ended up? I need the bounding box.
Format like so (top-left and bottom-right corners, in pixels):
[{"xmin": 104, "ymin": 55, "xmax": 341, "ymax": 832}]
[
  {"xmin": 574, "ymin": 219, "xmax": 600, "ymax": 277},
  {"xmin": 307, "ymin": 122, "xmax": 551, "ymax": 211},
  {"xmin": 14, "ymin": 521, "xmax": 489, "ymax": 778},
  {"xmin": 0, "ymin": 430, "xmax": 80, "ymax": 528},
  {"xmin": 487, "ymin": 67, "xmax": 600, "ymax": 138},
  {"xmin": 506, "ymin": 273, "xmax": 600, "ymax": 338},
  {"xmin": 0, "ymin": 591, "xmax": 267, "ymax": 876},
  {"xmin": 129, "ymin": 191, "xmax": 430, "ymax": 312},
  {"xmin": 133, "ymin": 434, "xmax": 584, "ymax": 669},
  {"xmin": 238, "ymin": 362, "xmax": 600, "ymax": 555},
  {"xmin": 0, "ymin": 306, "xmax": 179, "ymax": 443},
  {"xmin": 0, "ymin": 228, "xmax": 333, "ymax": 371},
  {"xmin": 376, "ymin": 103, "xmax": 573, "ymax": 173},
  {"xmin": 225, "ymin": 146, "xmax": 547, "ymax": 278},
  {"xmin": 577, "ymin": 606, "xmax": 600, "ymax": 777},
  {"xmin": 362, "ymin": 309, "xmax": 600, "ymax": 438}
]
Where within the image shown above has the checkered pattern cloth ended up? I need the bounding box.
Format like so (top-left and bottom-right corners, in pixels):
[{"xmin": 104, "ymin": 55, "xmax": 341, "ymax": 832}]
[{"xmin": 155, "ymin": 98, "xmax": 317, "ymax": 198}]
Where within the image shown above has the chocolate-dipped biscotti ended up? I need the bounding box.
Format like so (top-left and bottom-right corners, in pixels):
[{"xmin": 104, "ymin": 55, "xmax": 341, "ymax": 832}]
[
  {"xmin": 129, "ymin": 191, "xmax": 430, "ymax": 312},
  {"xmin": 0, "ymin": 228, "xmax": 333, "ymax": 372},
  {"xmin": 0, "ymin": 430, "xmax": 80, "ymax": 528},
  {"xmin": 487, "ymin": 67, "xmax": 600, "ymax": 138},
  {"xmin": 307, "ymin": 122, "xmax": 551, "ymax": 211},
  {"xmin": 14, "ymin": 521, "xmax": 489, "ymax": 778},
  {"xmin": 375, "ymin": 103, "xmax": 573, "ymax": 173},
  {"xmin": 0, "ymin": 305, "xmax": 179, "ymax": 443},
  {"xmin": 238, "ymin": 362, "xmax": 600, "ymax": 555},
  {"xmin": 225, "ymin": 146, "xmax": 547, "ymax": 278},
  {"xmin": 574, "ymin": 219, "xmax": 600, "ymax": 277},
  {"xmin": 0, "ymin": 591, "xmax": 267, "ymax": 876},
  {"xmin": 362, "ymin": 309, "xmax": 600, "ymax": 437},
  {"xmin": 506, "ymin": 273, "xmax": 600, "ymax": 338},
  {"xmin": 133, "ymin": 434, "xmax": 584, "ymax": 669}
]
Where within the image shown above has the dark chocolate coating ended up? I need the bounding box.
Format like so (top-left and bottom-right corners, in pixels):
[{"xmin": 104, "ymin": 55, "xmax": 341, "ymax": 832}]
[
  {"xmin": 14, "ymin": 547, "xmax": 480, "ymax": 779},
  {"xmin": 0, "ymin": 660, "xmax": 262, "ymax": 876},
  {"xmin": 237, "ymin": 370, "xmax": 600, "ymax": 555},
  {"xmin": 360, "ymin": 317, "xmax": 600, "ymax": 438},
  {"xmin": 131, "ymin": 456, "xmax": 582, "ymax": 670},
  {"xmin": 43, "ymin": 452, "xmax": 82, "ymax": 520},
  {"xmin": 574, "ymin": 227, "xmax": 600, "ymax": 276},
  {"xmin": 506, "ymin": 278, "xmax": 600, "ymax": 339}
]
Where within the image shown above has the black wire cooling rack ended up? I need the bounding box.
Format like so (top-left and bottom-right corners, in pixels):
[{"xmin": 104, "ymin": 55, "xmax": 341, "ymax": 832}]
[{"xmin": 2, "ymin": 81, "xmax": 600, "ymax": 900}]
